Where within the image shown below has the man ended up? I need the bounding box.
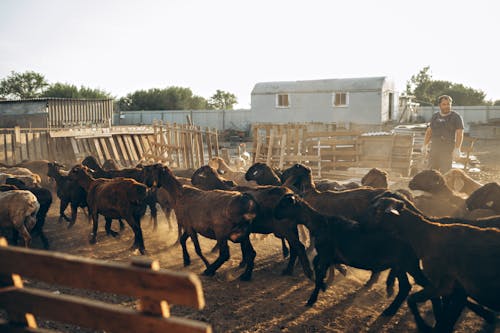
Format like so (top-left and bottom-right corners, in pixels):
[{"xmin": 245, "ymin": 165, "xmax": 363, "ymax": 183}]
[{"xmin": 422, "ymin": 95, "xmax": 464, "ymax": 173}]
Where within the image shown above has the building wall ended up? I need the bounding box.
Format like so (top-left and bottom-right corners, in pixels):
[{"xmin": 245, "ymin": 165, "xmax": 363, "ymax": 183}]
[
  {"xmin": 416, "ymin": 106, "xmax": 500, "ymax": 132},
  {"xmin": 114, "ymin": 109, "xmax": 252, "ymax": 131}
]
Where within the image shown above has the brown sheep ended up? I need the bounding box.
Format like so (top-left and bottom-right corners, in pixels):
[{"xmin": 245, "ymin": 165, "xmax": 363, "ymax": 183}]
[
  {"xmin": 372, "ymin": 196, "xmax": 500, "ymax": 332},
  {"xmin": 191, "ymin": 165, "xmax": 312, "ymax": 278},
  {"xmin": 409, "ymin": 169, "xmax": 467, "ymax": 217},
  {"xmin": 1, "ymin": 160, "xmax": 50, "ymax": 187},
  {"xmin": 68, "ymin": 165, "xmax": 148, "ymax": 254},
  {"xmin": 143, "ymin": 163, "xmax": 259, "ymax": 280},
  {"xmin": 0, "ymin": 190, "xmax": 40, "ymax": 247},
  {"xmin": 208, "ymin": 157, "xmax": 257, "ymax": 187},
  {"xmin": 281, "ymin": 163, "xmax": 389, "ymax": 287},
  {"xmin": 361, "ymin": 167, "xmax": 389, "ymax": 189},
  {"xmin": 274, "ymin": 193, "xmax": 430, "ymax": 316},
  {"xmin": 466, "ymin": 182, "xmax": 500, "ymax": 214}
]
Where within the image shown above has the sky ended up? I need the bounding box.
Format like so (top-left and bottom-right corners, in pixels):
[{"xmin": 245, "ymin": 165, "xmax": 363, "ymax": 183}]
[{"xmin": 1, "ymin": 0, "xmax": 499, "ymax": 108}]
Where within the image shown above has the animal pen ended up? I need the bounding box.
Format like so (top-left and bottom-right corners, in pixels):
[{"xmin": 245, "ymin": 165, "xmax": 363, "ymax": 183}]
[
  {"xmin": 251, "ymin": 123, "xmax": 418, "ymax": 177},
  {"xmin": 0, "ymin": 122, "xmax": 219, "ymax": 169}
]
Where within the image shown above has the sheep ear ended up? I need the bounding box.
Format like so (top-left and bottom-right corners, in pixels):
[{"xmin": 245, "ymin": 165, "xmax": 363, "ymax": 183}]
[
  {"xmin": 486, "ymin": 201, "xmax": 494, "ymax": 208},
  {"xmin": 385, "ymin": 206, "xmax": 400, "ymax": 216}
]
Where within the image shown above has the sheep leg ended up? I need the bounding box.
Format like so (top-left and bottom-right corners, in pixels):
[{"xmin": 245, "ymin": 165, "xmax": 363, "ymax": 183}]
[
  {"xmin": 283, "ymin": 229, "xmax": 312, "ymax": 279},
  {"xmin": 385, "ymin": 269, "xmax": 397, "ymax": 297},
  {"xmin": 118, "ymin": 219, "xmax": 125, "ymax": 231},
  {"xmin": 32, "ymin": 221, "xmax": 49, "ymax": 250},
  {"xmin": 363, "ymin": 271, "xmax": 381, "ymax": 289},
  {"xmin": 58, "ymin": 199, "xmax": 70, "ymax": 223},
  {"xmin": 210, "ymin": 242, "xmax": 220, "ymax": 253},
  {"xmin": 203, "ymin": 240, "xmax": 230, "ymax": 277},
  {"xmin": 16, "ymin": 225, "xmax": 32, "ymax": 248},
  {"xmin": 238, "ymin": 237, "xmax": 256, "ymax": 281},
  {"xmin": 280, "ymin": 237, "xmax": 289, "ymax": 258},
  {"xmin": 306, "ymin": 255, "xmax": 329, "ymax": 307},
  {"xmin": 436, "ymin": 287, "xmax": 467, "ymax": 333},
  {"xmin": 382, "ymin": 271, "xmax": 411, "ymax": 316},
  {"xmin": 465, "ymin": 300, "xmax": 496, "ymax": 324},
  {"xmin": 180, "ymin": 231, "xmax": 191, "ymax": 266},
  {"xmin": 407, "ymin": 288, "xmax": 436, "ymax": 332},
  {"xmin": 104, "ymin": 217, "xmax": 119, "ymax": 237},
  {"xmin": 148, "ymin": 202, "xmax": 158, "ymax": 231},
  {"xmin": 88, "ymin": 212, "xmax": 99, "ymax": 244},
  {"xmin": 190, "ymin": 233, "xmax": 210, "ymax": 268},
  {"xmin": 128, "ymin": 218, "xmax": 146, "ymax": 255},
  {"xmin": 67, "ymin": 202, "xmax": 79, "ymax": 228}
]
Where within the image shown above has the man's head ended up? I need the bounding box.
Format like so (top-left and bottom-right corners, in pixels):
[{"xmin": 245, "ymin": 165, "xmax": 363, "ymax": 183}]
[{"xmin": 438, "ymin": 95, "xmax": 453, "ymax": 114}]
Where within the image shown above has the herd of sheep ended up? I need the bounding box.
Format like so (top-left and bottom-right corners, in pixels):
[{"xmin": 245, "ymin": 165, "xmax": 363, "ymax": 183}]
[{"xmin": 0, "ymin": 156, "xmax": 499, "ymax": 332}]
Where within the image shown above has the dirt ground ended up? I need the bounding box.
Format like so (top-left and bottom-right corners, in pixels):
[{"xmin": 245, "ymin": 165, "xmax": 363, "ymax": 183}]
[{"xmin": 5, "ymin": 139, "xmax": 500, "ymax": 333}]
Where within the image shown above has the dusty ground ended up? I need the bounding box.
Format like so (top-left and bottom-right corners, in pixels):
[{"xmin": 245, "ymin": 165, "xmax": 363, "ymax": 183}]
[{"xmin": 4, "ymin": 139, "xmax": 500, "ymax": 333}]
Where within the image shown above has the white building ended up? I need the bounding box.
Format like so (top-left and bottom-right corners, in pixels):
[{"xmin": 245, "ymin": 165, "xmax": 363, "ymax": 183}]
[{"xmin": 250, "ymin": 76, "xmax": 398, "ymax": 125}]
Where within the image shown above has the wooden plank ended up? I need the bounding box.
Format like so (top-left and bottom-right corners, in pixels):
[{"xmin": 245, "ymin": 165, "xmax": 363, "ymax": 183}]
[
  {"xmin": 196, "ymin": 132, "xmax": 204, "ymax": 167},
  {"xmin": 0, "ymin": 246, "xmax": 205, "ymax": 309},
  {"xmin": 25, "ymin": 132, "xmax": 34, "ymax": 161},
  {"xmin": 99, "ymin": 138, "xmax": 111, "ymax": 160},
  {"xmin": 108, "ymin": 137, "xmax": 121, "ymax": 165},
  {"xmin": 0, "ymin": 319, "xmax": 56, "ymax": 333},
  {"xmin": 0, "ymin": 134, "xmax": 6, "ymax": 163},
  {"xmin": 124, "ymin": 135, "xmax": 139, "ymax": 163},
  {"xmin": 205, "ymin": 129, "xmax": 212, "ymax": 161},
  {"xmin": 32, "ymin": 132, "xmax": 41, "ymax": 160},
  {"xmin": 39, "ymin": 134, "xmax": 49, "ymax": 162},
  {"xmin": 132, "ymin": 135, "xmax": 144, "ymax": 159},
  {"xmin": 115, "ymin": 136, "xmax": 129, "ymax": 165},
  {"xmin": 92, "ymin": 138, "xmax": 105, "ymax": 162},
  {"xmin": 0, "ymin": 288, "xmax": 211, "ymax": 333},
  {"xmin": 266, "ymin": 132, "xmax": 275, "ymax": 166}
]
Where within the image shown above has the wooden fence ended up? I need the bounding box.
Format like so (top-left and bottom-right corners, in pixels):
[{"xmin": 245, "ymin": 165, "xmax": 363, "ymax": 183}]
[
  {"xmin": 0, "ymin": 123, "xmax": 219, "ymax": 169},
  {"xmin": 0, "ymin": 238, "xmax": 211, "ymax": 333},
  {"xmin": 251, "ymin": 123, "xmax": 417, "ymax": 177}
]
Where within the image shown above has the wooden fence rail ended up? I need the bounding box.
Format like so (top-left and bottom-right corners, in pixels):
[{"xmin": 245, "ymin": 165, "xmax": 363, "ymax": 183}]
[
  {"xmin": 0, "ymin": 238, "xmax": 212, "ymax": 333},
  {"xmin": 251, "ymin": 123, "xmax": 417, "ymax": 177},
  {"xmin": 0, "ymin": 124, "xmax": 219, "ymax": 169}
]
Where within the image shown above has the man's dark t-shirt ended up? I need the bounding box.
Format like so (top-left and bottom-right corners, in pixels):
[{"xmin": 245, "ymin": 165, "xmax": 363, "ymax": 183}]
[{"xmin": 429, "ymin": 111, "xmax": 464, "ymax": 149}]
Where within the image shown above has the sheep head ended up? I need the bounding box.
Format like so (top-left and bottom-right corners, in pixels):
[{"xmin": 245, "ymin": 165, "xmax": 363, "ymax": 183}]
[
  {"xmin": 273, "ymin": 193, "xmax": 300, "ymax": 220},
  {"xmin": 361, "ymin": 168, "xmax": 388, "ymax": 189},
  {"xmin": 466, "ymin": 182, "xmax": 500, "ymax": 213},
  {"xmin": 281, "ymin": 164, "xmax": 314, "ymax": 193},
  {"xmin": 409, "ymin": 169, "xmax": 446, "ymax": 193},
  {"xmin": 245, "ymin": 162, "xmax": 281, "ymax": 185}
]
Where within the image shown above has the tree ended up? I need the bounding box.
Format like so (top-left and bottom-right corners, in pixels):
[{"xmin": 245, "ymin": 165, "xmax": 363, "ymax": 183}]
[
  {"xmin": 0, "ymin": 70, "xmax": 49, "ymax": 99},
  {"xmin": 117, "ymin": 86, "xmax": 208, "ymax": 111},
  {"xmin": 406, "ymin": 66, "xmax": 488, "ymax": 106},
  {"xmin": 42, "ymin": 83, "xmax": 112, "ymax": 99},
  {"xmin": 208, "ymin": 90, "xmax": 238, "ymax": 110},
  {"xmin": 493, "ymin": 100, "xmax": 500, "ymax": 106}
]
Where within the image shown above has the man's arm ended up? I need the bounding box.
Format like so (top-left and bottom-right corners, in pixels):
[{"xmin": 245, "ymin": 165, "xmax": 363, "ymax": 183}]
[
  {"xmin": 455, "ymin": 129, "xmax": 464, "ymax": 150},
  {"xmin": 423, "ymin": 127, "xmax": 432, "ymax": 146}
]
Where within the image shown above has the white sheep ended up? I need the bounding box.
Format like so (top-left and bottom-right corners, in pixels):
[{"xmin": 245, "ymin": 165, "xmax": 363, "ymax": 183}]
[{"xmin": 0, "ymin": 190, "xmax": 40, "ymax": 247}]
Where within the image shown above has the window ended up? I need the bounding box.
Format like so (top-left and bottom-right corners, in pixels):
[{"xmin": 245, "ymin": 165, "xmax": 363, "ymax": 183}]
[
  {"xmin": 333, "ymin": 92, "xmax": 349, "ymax": 107},
  {"xmin": 276, "ymin": 94, "xmax": 290, "ymax": 108}
]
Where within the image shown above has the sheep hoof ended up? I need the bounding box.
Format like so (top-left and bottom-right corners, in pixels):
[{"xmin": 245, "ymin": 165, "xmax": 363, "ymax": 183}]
[
  {"xmin": 88, "ymin": 236, "xmax": 97, "ymax": 244},
  {"xmin": 107, "ymin": 230, "xmax": 119, "ymax": 237},
  {"xmin": 67, "ymin": 221, "xmax": 75, "ymax": 229},
  {"xmin": 239, "ymin": 272, "xmax": 252, "ymax": 281},
  {"xmin": 202, "ymin": 269, "xmax": 215, "ymax": 277}
]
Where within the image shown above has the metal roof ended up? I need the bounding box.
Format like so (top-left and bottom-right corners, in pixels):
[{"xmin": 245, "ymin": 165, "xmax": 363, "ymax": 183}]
[
  {"xmin": 0, "ymin": 97, "xmax": 113, "ymax": 104},
  {"xmin": 251, "ymin": 76, "xmax": 390, "ymax": 95}
]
